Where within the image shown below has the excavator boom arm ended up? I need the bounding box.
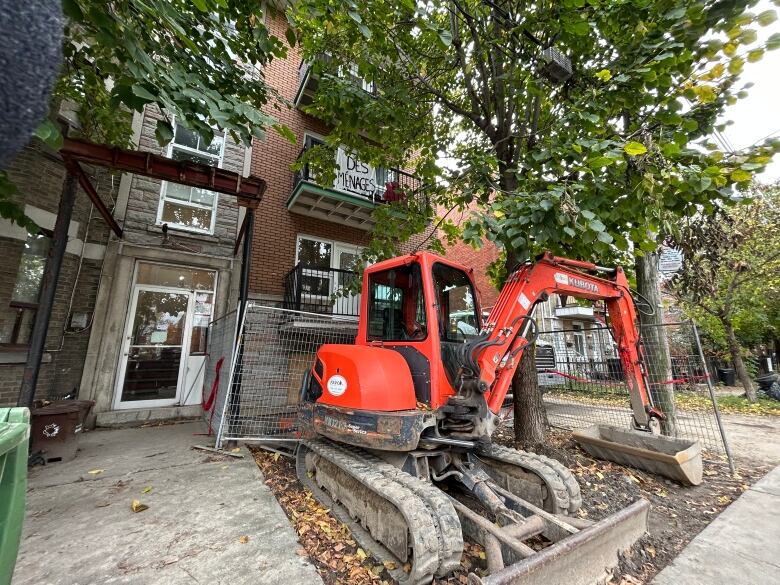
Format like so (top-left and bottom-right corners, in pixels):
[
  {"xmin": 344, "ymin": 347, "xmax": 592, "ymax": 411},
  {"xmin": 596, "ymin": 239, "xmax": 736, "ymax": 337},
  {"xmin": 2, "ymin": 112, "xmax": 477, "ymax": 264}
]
[{"xmin": 472, "ymin": 253, "xmax": 661, "ymax": 428}]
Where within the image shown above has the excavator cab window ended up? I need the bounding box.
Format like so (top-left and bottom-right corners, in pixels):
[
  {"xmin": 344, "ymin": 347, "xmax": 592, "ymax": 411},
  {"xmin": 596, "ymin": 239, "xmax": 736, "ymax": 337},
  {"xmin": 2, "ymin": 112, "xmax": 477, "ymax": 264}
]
[
  {"xmin": 432, "ymin": 263, "xmax": 480, "ymax": 342},
  {"xmin": 367, "ymin": 264, "xmax": 427, "ymax": 341}
]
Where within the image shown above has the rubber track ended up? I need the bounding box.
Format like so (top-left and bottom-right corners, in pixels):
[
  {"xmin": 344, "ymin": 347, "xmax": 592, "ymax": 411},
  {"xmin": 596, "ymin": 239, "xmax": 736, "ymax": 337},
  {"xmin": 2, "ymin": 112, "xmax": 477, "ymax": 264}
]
[
  {"xmin": 298, "ymin": 439, "xmax": 441, "ymax": 584},
  {"xmin": 338, "ymin": 443, "xmax": 464, "ymax": 576},
  {"xmin": 477, "ymin": 444, "xmax": 582, "ymax": 515}
]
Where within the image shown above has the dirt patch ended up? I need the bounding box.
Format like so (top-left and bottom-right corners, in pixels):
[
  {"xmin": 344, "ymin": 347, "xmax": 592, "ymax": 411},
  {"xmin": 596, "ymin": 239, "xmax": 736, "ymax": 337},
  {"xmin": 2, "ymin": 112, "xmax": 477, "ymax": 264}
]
[
  {"xmin": 493, "ymin": 427, "xmax": 772, "ymax": 583},
  {"xmin": 251, "ymin": 433, "xmax": 770, "ymax": 584}
]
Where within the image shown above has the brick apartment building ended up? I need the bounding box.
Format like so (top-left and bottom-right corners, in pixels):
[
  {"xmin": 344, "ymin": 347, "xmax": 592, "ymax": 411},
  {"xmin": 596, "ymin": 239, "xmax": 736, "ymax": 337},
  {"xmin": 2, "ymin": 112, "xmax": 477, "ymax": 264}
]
[{"xmin": 0, "ymin": 9, "xmax": 502, "ymax": 424}]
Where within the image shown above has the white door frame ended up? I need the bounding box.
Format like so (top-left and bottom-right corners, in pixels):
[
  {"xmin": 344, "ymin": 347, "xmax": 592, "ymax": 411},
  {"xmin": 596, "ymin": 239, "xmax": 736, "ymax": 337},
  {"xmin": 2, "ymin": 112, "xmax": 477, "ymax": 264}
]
[
  {"xmin": 113, "ymin": 284, "xmax": 195, "ymax": 410},
  {"xmin": 332, "ymin": 242, "xmax": 361, "ymax": 319}
]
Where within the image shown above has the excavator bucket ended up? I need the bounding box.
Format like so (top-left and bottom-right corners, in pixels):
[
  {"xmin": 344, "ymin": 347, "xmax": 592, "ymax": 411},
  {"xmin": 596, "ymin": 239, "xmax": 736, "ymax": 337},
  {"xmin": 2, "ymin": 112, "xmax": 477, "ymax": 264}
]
[
  {"xmin": 573, "ymin": 425, "xmax": 703, "ymax": 486},
  {"xmin": 466, "ymin": 500, "xmax": 650, "ymax": 585}
]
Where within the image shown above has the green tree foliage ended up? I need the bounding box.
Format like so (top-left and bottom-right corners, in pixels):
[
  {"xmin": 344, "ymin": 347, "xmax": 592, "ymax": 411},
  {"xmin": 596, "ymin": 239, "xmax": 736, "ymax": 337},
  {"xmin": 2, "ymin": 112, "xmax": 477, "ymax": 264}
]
[
  {"xmin": 290, "ymin": 0, "xmax": 780, "ymax": 440},
  {"xmin": 1, "ymin": 0, "xmax": 290, "ymax": 230},
  {"xmin": 669, "ymin": 184, "xmax": 780, "ymax": 400},
  {"xmin": 290, "ymin": 0, "xmax": 780, "ymax": 266}
]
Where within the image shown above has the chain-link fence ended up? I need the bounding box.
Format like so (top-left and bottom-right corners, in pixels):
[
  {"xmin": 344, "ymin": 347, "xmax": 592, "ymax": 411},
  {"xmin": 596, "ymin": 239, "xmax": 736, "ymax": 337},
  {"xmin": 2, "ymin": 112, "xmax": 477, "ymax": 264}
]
[
  {"xmin": 534, "ymin": 321, "xmax": 732, "ymax": 465},
  {"xmin": 211, "ymin": 304, "xmax": 357, "ymax": 448}
]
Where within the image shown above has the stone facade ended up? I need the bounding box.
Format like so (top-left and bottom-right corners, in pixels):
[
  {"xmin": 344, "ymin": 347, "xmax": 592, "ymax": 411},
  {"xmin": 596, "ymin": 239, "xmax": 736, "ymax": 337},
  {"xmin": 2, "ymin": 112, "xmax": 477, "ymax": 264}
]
[{"xmin": 120, "ymin": 106, "xmax": 244, "ymax": 256}]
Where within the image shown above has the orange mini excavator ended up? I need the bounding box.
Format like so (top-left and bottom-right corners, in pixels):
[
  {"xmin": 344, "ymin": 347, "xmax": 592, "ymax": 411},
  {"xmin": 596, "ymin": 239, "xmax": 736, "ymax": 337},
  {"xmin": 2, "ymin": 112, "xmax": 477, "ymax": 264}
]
[{"xmin": 297, "ymin": 251, "xmax": 660, "ymax": 584}]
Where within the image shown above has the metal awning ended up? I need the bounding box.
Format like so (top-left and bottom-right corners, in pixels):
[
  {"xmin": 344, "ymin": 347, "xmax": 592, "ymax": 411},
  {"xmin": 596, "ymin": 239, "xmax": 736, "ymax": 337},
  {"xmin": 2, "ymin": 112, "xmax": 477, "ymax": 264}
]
[{"xmin": 59, "ymin": 137, "xmax": 267, "ymax": 238}]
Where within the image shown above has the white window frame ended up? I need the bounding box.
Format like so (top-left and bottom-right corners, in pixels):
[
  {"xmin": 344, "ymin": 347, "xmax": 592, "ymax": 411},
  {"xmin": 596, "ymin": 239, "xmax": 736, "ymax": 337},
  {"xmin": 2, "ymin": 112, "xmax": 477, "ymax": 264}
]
[
  {"xmin": 295, "ymin": 234, "xmax": 363, "ymax": 269},
  {"xmin": 157, "ymin": 120, "xmax": 226, "ymax": 235}
]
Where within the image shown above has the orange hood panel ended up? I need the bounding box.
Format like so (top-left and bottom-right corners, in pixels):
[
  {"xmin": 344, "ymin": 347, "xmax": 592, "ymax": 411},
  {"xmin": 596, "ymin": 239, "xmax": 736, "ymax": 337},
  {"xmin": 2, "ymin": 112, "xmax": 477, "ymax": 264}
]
[{"xmin": 314, "ymin": 344, "xmax": 417, "ymax": 411}]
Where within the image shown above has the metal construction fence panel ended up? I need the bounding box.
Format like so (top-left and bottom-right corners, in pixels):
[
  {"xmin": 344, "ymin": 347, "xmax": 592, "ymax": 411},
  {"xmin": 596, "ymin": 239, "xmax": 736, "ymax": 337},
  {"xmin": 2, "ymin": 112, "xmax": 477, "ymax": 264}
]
[
  {"xmin": 212, "ymin": 304, "xmax": 357, "ymax": 448},
  {"xmin": 205, "ymin": 305, "xmax": 732, "ymax": 469},
  {"xmin": 202, "ymin": 309, "xmax": 239, "ymax": 437},
  {"xmin": 535, "ymin": 321, "xmax": 732, "ymax": 464}
]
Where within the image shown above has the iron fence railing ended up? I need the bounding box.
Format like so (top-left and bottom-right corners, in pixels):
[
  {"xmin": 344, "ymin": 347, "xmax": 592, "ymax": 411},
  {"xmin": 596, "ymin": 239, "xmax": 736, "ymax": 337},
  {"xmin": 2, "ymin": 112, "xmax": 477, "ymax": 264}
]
[
  {"xmin": 293, "ymin": 135, "xmax": 425, "ymax": 206},
  {"xmin": 283, "ymin": 263, "xmax": 361, "ymax": 318}
]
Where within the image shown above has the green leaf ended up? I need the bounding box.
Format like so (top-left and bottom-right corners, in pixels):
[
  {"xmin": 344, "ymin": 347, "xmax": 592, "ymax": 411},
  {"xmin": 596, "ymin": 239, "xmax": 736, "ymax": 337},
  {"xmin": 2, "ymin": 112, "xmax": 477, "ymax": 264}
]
[
  {"xmin": 191, "ymin": 0, "xmax": 208, "ymax": 11},
  {"xmin": 595, "ymin": 69, "xmax": 612, "ymax": 82},
  {"xmin": 730, "ymin": 169, "xmax": 752, "ymax": 182},
  {"xmin": 757, "ymin": 9, "xmax": 778, "ymax": 26},
  {"xmin": 62, "ymin": 0, "xmax": 84, "ymax": 21},
  {"xmin": 155, "ymin": 120, "xmax": 174, "ymax": 146},
  {"xmin": 589, "ymin": 219, "xmax": 606, "ymax": 232},
  {"xmin": 439, "ymin": 29, "xmax": 453, "ymax": 47},
  {"xmin": 624, "ymin": 141, "xmax": 647, "ymax": 156},
  {"xmin": 597, "ymin": 231, "xmax": 613, "ymax": 244},
  {"xmin": 566, "ymin": 20, "xmax": 590, "ymax": 36},
  {"xmin": 767, "ymin": 33, "xmax": 780, "ymax": 50},
  {"xmin": 285, "ymin": 27, "xmax": 297, "ymax": 47},
  {"xmin": 581, "ymin": 209, "xmax": 596, "ymax": 220},
  {"xmin": 273, "ymin": 124, "xmax": 297, "ymax": 145},
  {"xmin": 348, "ymin": 10, "xmax": 362, "ymax": 24},
  {"xmin": 358, "ymin": 24, "xmax": 373, "ymax": 39},
  {"xmin": 132, "ymin": 84, "xmax": 157, "ymax": 102},
  {"xmin": 33, "ymin": 119, "xmax": 64, "ymax": 150},
  {"xmin": 747, "ymin": 49, "xmax": 764, "ymax": 62}
]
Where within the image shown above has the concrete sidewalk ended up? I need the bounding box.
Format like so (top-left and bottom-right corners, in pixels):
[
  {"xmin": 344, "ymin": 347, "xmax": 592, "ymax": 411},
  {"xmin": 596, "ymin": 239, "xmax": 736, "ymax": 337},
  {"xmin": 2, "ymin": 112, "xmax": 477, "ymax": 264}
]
[
  {"xmin": 13, "ymin": 422, "xmax": 322, "ymax": 585},
  {"xmin": 652, "ymin": 466, "xmax": 780, "ymax": 584}
]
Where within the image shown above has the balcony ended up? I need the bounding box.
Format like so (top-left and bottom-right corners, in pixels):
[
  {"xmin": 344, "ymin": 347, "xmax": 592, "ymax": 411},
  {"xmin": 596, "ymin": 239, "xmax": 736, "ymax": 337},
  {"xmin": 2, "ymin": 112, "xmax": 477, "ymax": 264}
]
[
  {"xmin": 283, "ymin": 263, "xmax": 361, "ymax": 319},
  {"xmin": 288, "ymin": 136, "xmax": 424, "ymax": 231},
  {"xmin": 555, "ymin": 305, "xmax": 596, "ymax": 319},
  {"xmin": 295, "ymin": 56, "xmax": 375, "ymax": 109}
]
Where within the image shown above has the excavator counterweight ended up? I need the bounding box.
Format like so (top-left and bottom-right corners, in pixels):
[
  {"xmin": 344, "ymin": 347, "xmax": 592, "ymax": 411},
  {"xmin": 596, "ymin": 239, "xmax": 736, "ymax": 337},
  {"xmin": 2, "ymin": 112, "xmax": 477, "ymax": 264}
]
[{"xmin": 297, "ymin": 251, "xmax": 659, "ymax": 584}]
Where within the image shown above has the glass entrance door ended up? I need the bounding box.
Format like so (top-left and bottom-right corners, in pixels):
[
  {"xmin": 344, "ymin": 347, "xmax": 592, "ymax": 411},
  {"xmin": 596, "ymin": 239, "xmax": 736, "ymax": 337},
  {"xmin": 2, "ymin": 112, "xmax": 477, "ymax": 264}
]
[{"xmin": 116, "ymin": 287, "xmax": 193, "ymax": 408}]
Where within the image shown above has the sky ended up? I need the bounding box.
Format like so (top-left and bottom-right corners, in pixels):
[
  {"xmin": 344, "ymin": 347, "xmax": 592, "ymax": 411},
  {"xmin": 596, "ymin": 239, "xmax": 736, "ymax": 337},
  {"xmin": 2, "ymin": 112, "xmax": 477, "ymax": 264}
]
[{"xmin": 719, "ymin": 0, "xmax": 780, "ymax": 183}]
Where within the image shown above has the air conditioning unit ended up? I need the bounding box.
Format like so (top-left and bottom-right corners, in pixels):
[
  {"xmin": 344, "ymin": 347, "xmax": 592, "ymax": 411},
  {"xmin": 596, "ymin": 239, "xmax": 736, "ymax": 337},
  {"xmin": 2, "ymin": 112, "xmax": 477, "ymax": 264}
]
[{"xmin": 540, "ymin": 47, "xmax": 573, "ymax": 84}]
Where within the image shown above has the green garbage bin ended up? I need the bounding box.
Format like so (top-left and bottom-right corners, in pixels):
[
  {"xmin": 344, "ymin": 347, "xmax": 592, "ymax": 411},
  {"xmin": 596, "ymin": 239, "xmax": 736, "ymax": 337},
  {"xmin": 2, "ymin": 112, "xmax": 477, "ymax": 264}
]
[{"xmin": 0, "ymin": 407, "xmax": 30, "ymax": 585}]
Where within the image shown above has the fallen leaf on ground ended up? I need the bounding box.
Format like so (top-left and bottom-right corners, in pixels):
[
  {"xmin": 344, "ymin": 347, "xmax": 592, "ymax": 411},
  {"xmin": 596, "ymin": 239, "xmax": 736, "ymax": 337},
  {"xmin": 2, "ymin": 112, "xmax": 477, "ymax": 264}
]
[
  {"xmin": 142, "ymin": 486, "xmax": 153, "ymax": 494},
  {"xmin": 95, "ymin": 501, "xmax": 111, "ymax": 508},
  {"xmin": 231, "ymin": 447, "xmax": 241, "ymax": 453},
  {"xmin": 131, "ymin": 499, "xmax": 149, "ymax": 513},
  {"xmin": 88, "ymin": 469, "xmax": 104, "ymax": 475},
  {"xmin": 238, "ymin": 535, "xmax": 249, "ymax": 544}
]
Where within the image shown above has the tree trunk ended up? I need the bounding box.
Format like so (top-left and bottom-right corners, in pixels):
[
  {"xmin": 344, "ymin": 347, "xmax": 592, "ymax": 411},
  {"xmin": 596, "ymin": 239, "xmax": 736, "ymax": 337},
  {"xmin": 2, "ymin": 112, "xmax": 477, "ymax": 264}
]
[
  {"xmin": 722, "ymin": 318, "xmax": 756, "ymax": 401},
  {"xmin": 497, "ymin": 164, "xmax": 547, "ymax": 446},
  {"xmin": 513, "ymin": 345, "xmax": 548, "ymax": 446},
  {"xmin": 635, "ymin": 253, "xmax": 676, "ymax": 435}
]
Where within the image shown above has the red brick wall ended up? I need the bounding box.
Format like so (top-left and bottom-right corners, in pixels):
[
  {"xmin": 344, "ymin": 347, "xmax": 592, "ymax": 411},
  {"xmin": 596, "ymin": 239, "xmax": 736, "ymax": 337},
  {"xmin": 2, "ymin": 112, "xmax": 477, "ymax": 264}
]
[
  {"xmin": 445, "ymin": 239, "xmax": 501, "ymax": 310},
  {"xmin": 248, "ymin": 12, "xmax": 371, "ymax": 298}
]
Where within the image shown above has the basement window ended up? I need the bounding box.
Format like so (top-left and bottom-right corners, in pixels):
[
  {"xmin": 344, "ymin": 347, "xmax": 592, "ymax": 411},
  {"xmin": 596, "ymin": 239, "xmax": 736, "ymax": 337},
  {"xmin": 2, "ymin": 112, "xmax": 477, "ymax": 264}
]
[
  {"xmin": 157, "ymin": 122, "xmax": 225, "ymax": 234},
  {"xmin": 1, "ymin": 231, "xmax": 51, "ymax": 347}
]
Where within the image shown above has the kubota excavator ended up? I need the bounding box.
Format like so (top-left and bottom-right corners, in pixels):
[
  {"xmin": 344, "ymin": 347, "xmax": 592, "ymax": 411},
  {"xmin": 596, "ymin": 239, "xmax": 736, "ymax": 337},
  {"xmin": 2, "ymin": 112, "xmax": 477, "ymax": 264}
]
[{"xmin": 297, "ymin": 251, "xmax": 659, "ymax": 584}]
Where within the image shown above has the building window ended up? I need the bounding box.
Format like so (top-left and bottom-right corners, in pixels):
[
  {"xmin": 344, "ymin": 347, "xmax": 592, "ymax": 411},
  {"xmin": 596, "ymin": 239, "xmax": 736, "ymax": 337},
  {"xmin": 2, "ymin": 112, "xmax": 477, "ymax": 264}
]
[
  {"xmin": 157, "ymin": 122, "xmax": 225, "ymax": 234},
  {"xmin": 2, "ymin": 232, "xmax": 51, "ymax": 346},
  {"xmin": 295, "ymin": 235, "xmax": 362, "ymax": 297}
]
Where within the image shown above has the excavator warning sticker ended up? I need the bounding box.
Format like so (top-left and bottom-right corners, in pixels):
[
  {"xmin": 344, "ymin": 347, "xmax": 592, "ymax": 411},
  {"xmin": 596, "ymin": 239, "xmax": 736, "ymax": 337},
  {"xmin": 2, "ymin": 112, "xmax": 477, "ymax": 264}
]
[
  {"xmin": 518, "ymin": 293, "xmax": 531, "ymax": 309},
  {"xmin": 327, "ymin": 374, "xmax": 348, "ymax": 396}
]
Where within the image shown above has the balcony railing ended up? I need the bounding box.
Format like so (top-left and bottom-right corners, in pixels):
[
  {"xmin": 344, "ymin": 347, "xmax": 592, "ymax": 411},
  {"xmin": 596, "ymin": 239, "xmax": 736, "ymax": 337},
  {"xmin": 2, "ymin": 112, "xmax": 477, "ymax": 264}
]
[
  {"xmin": 283, "ymin": 263, "xmax": 361, "ymax": 318},
  {"xmin": 293, "ymin": 135, "xmax": 424, "ymax": 206}
]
